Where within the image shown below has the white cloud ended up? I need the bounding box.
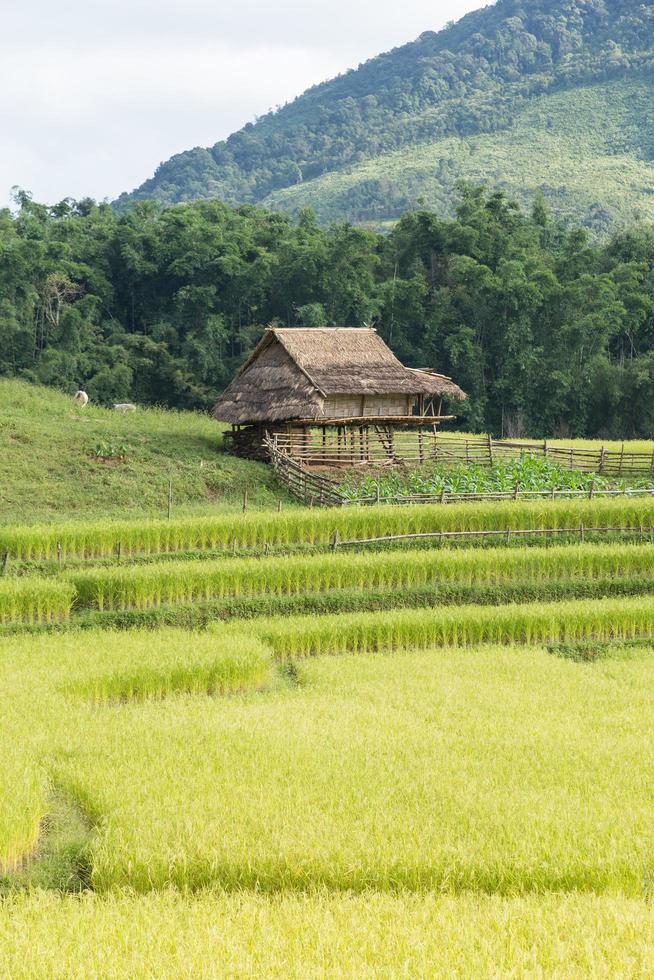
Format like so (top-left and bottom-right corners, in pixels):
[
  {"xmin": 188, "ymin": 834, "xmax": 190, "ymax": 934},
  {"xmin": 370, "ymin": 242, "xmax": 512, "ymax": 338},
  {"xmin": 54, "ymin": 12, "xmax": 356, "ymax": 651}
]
[{"xmin": 0, "ymin": 0, "xmax": 488, "ymax": 207}]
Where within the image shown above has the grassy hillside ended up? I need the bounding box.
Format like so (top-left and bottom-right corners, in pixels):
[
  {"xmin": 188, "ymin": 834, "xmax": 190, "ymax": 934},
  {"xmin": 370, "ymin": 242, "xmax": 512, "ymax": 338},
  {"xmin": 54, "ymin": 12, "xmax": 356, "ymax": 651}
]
[
  {"xmin": 0, "ymin": 381, "xmax": 284, "ymax": 524},
  {"xmin": 265, "ymin": 78, "xmax": 654, "ymax": 232},
  {"xmin": 118, "ymin": 0, "xmax": 654, "ymax": 231}
]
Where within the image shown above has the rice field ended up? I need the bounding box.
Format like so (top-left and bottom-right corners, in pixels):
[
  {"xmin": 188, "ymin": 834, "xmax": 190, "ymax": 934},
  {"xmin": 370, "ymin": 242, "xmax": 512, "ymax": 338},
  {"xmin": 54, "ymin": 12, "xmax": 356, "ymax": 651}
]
[
  {"xmin": 3, "ymin": 495, "xmax": 654, "ymax": 561},
  {"xmin": 4, "ymin": 495, "xmax": 654, "ymax": 973},
  {"xmin": 1, "ymin": 892, "xmax": 653, "ymax": 978},
  {"xmin": 68, "ymin": 542, "xmax": 654, "ymax": 611},
  {"xmin": 0, "ymin": 756, "xmax": 44, "ymax": 876},
  {"xmin": 257, "ymin": 597, "xmax": 654, "ymax": 658},
  {"xmin": 66, "ymin": 632, "xmax": 272, "ymax": 704},
  {"xmin": 0, "ymin": 578, "xmax": 74, "ymax": 624},
  {"xmin": 3, "ymin": 628, "xmax": 654, "ymax": 900}
]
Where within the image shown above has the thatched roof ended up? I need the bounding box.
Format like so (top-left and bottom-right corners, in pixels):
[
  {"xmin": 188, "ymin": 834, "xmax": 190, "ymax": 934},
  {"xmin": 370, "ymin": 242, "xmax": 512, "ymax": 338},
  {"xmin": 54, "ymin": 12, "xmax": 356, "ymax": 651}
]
[{"xmin": 213, "ymin": 328, "xmax": 466, "ymax": 424}]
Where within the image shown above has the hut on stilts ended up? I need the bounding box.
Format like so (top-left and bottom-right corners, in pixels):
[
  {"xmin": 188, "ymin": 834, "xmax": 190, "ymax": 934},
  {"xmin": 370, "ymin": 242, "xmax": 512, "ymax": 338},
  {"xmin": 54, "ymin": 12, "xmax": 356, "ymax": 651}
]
[{"xmin": 212, "ymin": 327, "xmax": 466, "ymax": 466}]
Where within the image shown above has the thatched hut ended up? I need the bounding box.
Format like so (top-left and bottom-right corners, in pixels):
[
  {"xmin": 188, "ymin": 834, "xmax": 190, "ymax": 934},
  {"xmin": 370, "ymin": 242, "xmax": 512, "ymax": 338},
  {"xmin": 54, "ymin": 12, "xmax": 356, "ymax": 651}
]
[{"xmin": 213, "ymin": 327, "xmax": 466, "ymax": 461}]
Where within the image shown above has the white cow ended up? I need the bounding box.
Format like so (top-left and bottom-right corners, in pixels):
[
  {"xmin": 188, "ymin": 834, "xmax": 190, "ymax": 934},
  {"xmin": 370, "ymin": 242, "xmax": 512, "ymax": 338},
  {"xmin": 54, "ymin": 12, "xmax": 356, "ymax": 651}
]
[{"xmin": 73, "ymin": 390, "xmax": 89, "ymax": 407}]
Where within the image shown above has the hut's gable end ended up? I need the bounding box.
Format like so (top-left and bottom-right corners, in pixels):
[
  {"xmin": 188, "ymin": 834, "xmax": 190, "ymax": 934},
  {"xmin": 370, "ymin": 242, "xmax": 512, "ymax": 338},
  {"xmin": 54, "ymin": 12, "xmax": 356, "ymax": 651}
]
[{"xmin": 212, "ymin": 338, "xmax": 323, "ymax": 424}]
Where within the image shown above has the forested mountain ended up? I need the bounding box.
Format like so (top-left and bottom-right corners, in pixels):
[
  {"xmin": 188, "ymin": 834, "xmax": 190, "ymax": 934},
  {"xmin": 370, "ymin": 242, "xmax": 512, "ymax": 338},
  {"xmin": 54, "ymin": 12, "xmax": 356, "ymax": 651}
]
[
  {"xmin": 4, "ymin": 186, "xmax": 654, "ymax": 439},
  {"xmin": 118, "ymin": 0, "xmax": 654, "ymax": 231}
]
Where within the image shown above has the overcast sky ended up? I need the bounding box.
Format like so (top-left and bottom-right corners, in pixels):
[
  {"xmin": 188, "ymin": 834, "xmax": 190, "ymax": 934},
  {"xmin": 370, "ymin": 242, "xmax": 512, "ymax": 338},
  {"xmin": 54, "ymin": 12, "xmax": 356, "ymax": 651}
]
[{"xmin": 1, "ymin": 0, "xmax": 487, "ymax": 208}]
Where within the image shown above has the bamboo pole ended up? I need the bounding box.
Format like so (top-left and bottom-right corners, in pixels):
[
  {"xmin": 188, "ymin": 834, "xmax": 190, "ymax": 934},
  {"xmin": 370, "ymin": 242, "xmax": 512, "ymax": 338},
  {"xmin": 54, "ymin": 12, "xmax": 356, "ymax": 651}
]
[{"xmin": 337, "ymin": 525, "xmax": 654, "ymax": 547}]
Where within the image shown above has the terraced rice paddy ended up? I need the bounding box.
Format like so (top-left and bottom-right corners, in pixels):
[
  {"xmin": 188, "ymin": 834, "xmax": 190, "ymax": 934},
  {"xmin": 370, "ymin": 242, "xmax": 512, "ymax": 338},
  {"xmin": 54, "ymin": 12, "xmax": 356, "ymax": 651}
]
[
  {"xmin": 4, "ymin": 498, "xmax": 654, "ymax": 974},
  {"xmin": 0, "ymin": 578, "xmax": 74, "ymax": 625},
  {"xmin": 68, "ymin": 542, "xmax": 654, "ymax": 612},
  {"xmin": 3, "ymin": 495, "xmax": 654, "ymax": 561}
]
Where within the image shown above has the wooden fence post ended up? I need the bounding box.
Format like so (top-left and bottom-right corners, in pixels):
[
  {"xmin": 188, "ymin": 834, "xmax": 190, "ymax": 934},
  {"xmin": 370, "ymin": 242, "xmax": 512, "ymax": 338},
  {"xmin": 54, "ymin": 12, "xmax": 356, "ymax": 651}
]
[
  {"xmin": 242, "ymin": 490, "xmax": 248, "ymax": 513},
  {"xmin": 589, "ymin": 478, "xmax": 595, "ymax": 501},
  {"xmin": 513, "ymin": 482, "xmax": 520, "ymax": 500},
  {"xmin": 117, "ymin": 541, "xmax": 122, "ymax": 563},
  {"xmin": 599, "ymin": 446, "xmax": 606, "ymax": 475},
  {"xmin": 487, "ymin": 433, "xmax": 494, "ymax": 466},
  {"xmin": 277, "ymin": 500, "xmax": 283, "ymax": 512},
  {"xmin": 57, "ymin": 542, "xmax": 62, "ymax": 569},
  {"xmin": 1, "ymin": 551, "xmax": 9, "ymax": 576},
  {"xmin": 331, "ymin": 530, "xmax": 340, "ymax": 552},
  {"xmin": 167, "ymin": 479, "xmax": 173, "ymax": 520}
]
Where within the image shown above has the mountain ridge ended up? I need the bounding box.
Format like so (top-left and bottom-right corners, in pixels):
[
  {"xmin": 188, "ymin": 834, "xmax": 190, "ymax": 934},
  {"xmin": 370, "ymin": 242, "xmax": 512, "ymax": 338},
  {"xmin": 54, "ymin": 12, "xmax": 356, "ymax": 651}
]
[{"xmin": 117, "ymin": 0, "xmax": 654, "ymax": 230}]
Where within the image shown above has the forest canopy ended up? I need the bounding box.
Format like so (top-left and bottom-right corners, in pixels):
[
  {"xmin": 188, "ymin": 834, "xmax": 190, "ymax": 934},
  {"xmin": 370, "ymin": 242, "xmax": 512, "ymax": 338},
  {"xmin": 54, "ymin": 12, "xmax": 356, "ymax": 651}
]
[{"xmin": 2, "ymin": 185, "xmax": 654, "ymax": 439}]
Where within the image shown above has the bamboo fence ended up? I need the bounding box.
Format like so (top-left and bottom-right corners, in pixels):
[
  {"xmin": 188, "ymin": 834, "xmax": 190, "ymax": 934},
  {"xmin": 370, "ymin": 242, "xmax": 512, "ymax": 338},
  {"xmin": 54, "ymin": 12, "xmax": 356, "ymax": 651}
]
[
  {"xmin": 332, "ymin": 525, "xmax": 654, "ymax": 549},
  {"xmin": 271, "ymin": 430, "xmax": 654, "ymax": 476},
  {"xmin": 265, "ymin": 434, "xmax": 654, "ymax": 508}
]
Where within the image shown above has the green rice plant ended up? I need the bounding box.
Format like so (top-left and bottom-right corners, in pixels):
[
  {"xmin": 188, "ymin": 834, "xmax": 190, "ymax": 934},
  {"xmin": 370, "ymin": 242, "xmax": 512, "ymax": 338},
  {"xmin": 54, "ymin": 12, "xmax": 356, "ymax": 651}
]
[
  {"xmin": 67, "ymin": 632, "xmax": 272, "ymax": 704},
  {"xmin": 69, "ymin": 542, "xmax": 654, "ymax": 612},
  {"xmin": 0, "ymin": 757, "xmax": 45, "ymax": 876},
  {"xmin": 5, "ymin": 496, "xmax": 654, "ymax": 562},
  {"xmin": 1, "ymin": 892, "xmax": 653, "ymax": 977},
  {"xmin": 46, "ymin": 642, "xmax": 654, "ymax": 894},
  {"xmin": 255, "ymin": 596, "xmax": 654, "ymax": 659},
  {"xmin": 4, "ymin": 625, "xmax": 654, "ymax": 898},
  {"xmin": 0, "ymin": 628, "xmax": 273, "ymax": 877},
  {"xmin": 4, "ymin": 575, "xmax": 654, "ymax": 637},
  {"xmin": 0, "ymin": 578, "xmax": 75, "ymax": 624}
]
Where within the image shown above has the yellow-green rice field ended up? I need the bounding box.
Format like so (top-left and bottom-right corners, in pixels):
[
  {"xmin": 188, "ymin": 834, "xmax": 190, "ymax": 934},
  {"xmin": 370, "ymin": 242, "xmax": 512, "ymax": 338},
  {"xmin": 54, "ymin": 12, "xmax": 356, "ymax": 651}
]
[{"xmin": 2, "ymin": 611, "xmax": 654, "ymax": 974}]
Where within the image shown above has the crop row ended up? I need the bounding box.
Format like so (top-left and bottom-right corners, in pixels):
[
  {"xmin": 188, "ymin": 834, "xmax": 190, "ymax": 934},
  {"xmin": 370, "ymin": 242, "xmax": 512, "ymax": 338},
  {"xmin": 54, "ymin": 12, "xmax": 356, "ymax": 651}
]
[
  {"xmin": 40, "ymin": 618, "xmax": 654, "ymax": 895},
  {"xmin": 68, "ymin": 635, "xmax": 272, "ymax": 705},
  {"xmin": 0, "ymin": 579, "xmax": 75, "ymax": 625},
  {"xmin": 254, "ymin": 596, "xmax": 654, "ymax": 658},
  {"xmin": 4, "ymin": 497, "xmax": 654, "ymax": 561},
  {"xmin": 0, "ymin": 755, "xmax": 43, "ymax": 875},
  {"xmin": 70, "ymin": 543, "xmax": 654, "ymax": 612},
  {"xmin": 4, "ymin": 893, "xmax": 654, "ymax": 977}
]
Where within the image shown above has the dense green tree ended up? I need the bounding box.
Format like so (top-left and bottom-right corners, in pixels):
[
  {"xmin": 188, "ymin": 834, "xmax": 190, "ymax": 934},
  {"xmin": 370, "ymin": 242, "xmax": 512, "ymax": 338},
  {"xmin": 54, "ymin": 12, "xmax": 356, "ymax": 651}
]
[{"xmin": 3, "ymin": 185, "xmax": 654, "ymax": 439}]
